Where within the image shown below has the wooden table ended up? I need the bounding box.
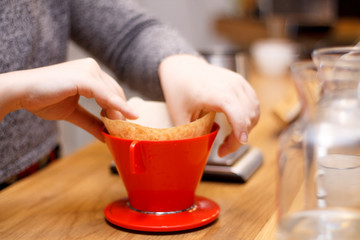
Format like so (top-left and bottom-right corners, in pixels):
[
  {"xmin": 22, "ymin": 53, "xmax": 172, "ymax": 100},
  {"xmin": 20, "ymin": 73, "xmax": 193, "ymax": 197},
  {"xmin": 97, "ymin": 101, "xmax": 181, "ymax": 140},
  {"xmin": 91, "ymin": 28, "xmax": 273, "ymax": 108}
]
[{"xmin": 0, "ymin": 70, "xmax": 295, "ymax": 240}]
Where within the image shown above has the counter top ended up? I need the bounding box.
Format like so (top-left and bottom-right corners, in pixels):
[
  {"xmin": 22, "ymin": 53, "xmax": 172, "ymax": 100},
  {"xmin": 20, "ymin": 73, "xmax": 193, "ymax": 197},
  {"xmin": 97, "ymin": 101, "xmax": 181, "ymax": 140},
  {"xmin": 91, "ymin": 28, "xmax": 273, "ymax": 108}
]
[{"xmin": 0, "ymin": 70, "xmax": 295, "ymax": 239}]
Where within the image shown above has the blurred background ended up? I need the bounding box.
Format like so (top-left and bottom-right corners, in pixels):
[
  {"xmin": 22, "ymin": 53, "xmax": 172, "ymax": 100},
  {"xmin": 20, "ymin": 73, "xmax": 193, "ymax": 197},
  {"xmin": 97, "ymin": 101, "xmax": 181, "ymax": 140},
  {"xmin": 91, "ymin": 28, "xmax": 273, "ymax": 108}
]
[{"xmin": 60, "ymin": 0, "xmax": 360, "ymax": 156}]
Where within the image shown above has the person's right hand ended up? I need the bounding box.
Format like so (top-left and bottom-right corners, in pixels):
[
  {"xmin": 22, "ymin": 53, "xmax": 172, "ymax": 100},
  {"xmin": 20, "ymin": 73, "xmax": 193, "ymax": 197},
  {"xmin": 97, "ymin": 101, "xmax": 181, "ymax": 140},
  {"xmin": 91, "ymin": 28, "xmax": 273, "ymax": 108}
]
[{"xmin": 0, "ymin": 58, "xmax": 138, "ymax": 141}]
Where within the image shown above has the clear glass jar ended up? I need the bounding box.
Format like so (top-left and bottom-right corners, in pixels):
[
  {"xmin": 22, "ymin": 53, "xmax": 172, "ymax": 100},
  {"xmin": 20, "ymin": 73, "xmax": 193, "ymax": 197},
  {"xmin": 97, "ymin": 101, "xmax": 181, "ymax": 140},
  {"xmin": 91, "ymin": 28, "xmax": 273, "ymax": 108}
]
[
  {"xmin": 277, "ymin": 60, "xmax": 319, "ymax": 224},
  {"xmin": 277, "ymin": 46, "xmax": 360, "ymax": 240}
]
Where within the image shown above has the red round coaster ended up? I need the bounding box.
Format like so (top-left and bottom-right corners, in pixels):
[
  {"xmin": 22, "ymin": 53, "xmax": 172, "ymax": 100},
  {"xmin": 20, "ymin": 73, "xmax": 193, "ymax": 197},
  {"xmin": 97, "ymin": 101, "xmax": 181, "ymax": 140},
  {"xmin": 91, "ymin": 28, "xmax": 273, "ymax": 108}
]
[{"xmin": 104, "ymin": 195, "xmax": 220, "ymax": 232}]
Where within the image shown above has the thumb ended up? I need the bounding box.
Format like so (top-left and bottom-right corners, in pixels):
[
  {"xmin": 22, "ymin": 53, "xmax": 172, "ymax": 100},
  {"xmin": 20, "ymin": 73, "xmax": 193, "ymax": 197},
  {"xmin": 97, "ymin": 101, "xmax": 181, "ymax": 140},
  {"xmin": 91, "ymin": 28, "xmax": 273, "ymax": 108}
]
[
  {"xmin": 65, "ymin": 104, "xmax": 105, "ymax": 142},
  {"xmin": 217, "ymin": 132, "xmax": 243, "ymax": 157}
]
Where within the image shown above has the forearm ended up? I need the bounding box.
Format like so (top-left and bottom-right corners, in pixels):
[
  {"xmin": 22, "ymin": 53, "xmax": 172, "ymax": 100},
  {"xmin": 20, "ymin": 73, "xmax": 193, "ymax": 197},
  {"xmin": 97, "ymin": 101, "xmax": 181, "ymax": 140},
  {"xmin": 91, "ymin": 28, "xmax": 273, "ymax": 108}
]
[
  {"xmin": 70, "ymin": 0, "xmax": 199, "ymax": 100},
  {"xmin": 116, "ymin": 26, "xmax": 200, "ymax": 100},
  {"xmin": 0, "ymin": 64, "xmax": 74, "ymax": 121},
  {"xmin": 0, "ymin": 58, "xmax": 138, "ymax": 141},
  {"xmin": 0, "ymin": 71, "xmax": 26, "ymax": 120}
]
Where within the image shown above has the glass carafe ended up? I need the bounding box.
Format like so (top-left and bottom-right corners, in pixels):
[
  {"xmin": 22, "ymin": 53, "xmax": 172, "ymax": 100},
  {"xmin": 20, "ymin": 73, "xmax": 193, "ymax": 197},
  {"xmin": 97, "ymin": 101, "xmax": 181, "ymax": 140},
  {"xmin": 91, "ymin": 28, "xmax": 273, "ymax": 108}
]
[
  {"xmin": 277, "ymin": 46, "xmax": 360, "ymax": 240},
  {"xmin": 277, "ymin": 60, "xmax": 320, "ymax": 231}
]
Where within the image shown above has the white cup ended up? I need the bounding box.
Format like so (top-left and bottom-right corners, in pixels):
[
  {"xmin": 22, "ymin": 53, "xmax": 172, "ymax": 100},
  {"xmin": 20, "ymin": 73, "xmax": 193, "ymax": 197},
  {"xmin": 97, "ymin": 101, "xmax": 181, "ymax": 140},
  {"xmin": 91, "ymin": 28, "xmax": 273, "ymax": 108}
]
[{"xmin": 251, "ymin": 38, "xmax": 298, "ymax": 77}]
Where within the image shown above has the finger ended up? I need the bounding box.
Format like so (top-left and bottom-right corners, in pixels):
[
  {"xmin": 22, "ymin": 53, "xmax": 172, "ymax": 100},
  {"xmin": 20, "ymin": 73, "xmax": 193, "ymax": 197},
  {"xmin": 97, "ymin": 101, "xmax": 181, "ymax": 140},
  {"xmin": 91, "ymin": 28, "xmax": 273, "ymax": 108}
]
[
  {"xmin": 231, "ymin": 81, "xmax": 260, "ymax": 125},
  {"xmin": 79, "ymin": 81, "xmax": 138, "ymax": 120},
  {"xmin": 65, "ymin": 104, "xmax": 105, "ymax": 142},
  {"xmin": 100, "ymin": 94, "xmax": 138, "ymax": 120},
  {"xmin": 199, "ymin": 92, "xmax": 250, "ymax": 154},
  {"xmin": 217, "ymin": 132, "xmax": 243, "ymax": 157},
  {"xmin": 233, "ymin": 116, "xmax": 252, "ymax": 143},
  {"xmin": 104, "ymin": 108, "xmax": 125, "ymax": 120},
  {"xmin": 240, "ymin": 88, "xmax": 260, "ymax": 126},
  {"xmin": 101, "ymin": 71, "xmax": 127, "ymax": 98},
  {"xmin": 74, "ymin": 69, "xmax": 138, "ymax": 120},
  {"xmin": 93, "ymin": 87, "xmax": 138, "ymax": 120}
]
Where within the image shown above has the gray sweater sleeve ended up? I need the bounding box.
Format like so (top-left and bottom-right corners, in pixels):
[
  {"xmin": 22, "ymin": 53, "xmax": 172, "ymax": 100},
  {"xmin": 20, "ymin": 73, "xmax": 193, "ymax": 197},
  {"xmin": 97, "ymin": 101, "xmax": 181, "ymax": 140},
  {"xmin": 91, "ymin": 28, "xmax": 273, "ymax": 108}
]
[{"xmin": 69, "ymin": 0, "xmax": 199, "ymax": 100}]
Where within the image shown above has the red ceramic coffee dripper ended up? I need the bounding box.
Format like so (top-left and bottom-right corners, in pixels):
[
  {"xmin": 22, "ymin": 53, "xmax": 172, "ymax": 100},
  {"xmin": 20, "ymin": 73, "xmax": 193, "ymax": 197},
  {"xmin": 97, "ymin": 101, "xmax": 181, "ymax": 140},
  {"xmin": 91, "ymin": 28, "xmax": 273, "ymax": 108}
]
[
  {"xmin": 104, "ymin": 124, "xmax": 219, "ymax": 212},
  {"xmin": 102, "ymin": 124, "xmax": 220, "ymax": 232}
]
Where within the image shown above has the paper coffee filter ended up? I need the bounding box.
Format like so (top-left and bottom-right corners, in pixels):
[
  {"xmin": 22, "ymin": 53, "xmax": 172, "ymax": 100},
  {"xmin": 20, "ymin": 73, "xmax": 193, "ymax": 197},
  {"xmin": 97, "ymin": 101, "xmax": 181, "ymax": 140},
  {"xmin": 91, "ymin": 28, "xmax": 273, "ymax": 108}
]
[{"xmin": 102, "ymin": 97, "xmax": 215, "ymax": 141}]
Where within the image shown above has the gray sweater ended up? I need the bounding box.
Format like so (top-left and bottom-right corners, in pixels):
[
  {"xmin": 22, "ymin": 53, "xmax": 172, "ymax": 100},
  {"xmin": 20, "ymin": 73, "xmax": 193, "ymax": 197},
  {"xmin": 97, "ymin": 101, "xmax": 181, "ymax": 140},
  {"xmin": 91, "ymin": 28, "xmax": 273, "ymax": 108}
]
[{"xmin": 0, "ymin": 0, "xmax": 198, "ymax": 183}]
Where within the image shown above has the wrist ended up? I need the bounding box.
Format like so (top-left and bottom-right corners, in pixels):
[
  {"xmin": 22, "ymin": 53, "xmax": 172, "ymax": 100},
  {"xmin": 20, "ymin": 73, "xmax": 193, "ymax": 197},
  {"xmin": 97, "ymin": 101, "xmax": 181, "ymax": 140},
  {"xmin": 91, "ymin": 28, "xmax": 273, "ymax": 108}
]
[
  {"xmin": 158, "ymin": 54, "xmax": 209, "ymax": 124},
  {"xmin": 159, "ymin": 54, "xmax": 207, "ymax": 77},
  {"xmin": 0, "ymin": 71, "xmax": 26, "ymax": 120},
  {"xmin": 158, "ymin": 54, "xmax": 208, "ymax": 91}
]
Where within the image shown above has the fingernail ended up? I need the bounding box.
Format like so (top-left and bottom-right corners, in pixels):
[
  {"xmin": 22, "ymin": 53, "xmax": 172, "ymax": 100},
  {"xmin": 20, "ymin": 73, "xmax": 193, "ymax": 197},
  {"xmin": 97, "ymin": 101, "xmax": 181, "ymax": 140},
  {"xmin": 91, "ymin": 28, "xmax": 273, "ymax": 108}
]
[{"xmin": 240, "ymin": 132, "xmax": 248, "ymax": 144}]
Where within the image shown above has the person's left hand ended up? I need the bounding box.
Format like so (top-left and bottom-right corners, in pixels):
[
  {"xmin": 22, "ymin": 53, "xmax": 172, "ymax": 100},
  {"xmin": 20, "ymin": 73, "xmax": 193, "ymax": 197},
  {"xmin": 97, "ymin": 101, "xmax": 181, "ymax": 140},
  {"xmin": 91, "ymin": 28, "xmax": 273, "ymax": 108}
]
[{"xmin": 159, "ymin": 54, "xmax": 260, "ymax": 157}]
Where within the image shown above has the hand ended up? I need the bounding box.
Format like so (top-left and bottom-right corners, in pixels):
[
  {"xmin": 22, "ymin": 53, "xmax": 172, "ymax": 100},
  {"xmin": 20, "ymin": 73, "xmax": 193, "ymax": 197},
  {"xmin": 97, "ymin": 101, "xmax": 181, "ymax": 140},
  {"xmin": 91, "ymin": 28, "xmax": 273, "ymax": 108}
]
[
  {"xmin": 0, "ymin": 58, "xmax": 138, "ymax": 141},
  {"xmin": 159, "ymin": 55, "xmax": 260, "ymax": 157}
]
